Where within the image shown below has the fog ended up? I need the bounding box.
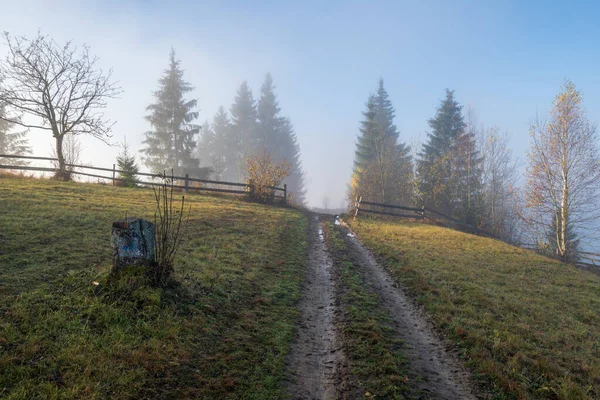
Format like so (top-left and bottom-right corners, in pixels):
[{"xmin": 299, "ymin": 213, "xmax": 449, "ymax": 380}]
[{"xmin": 2, "ymin": 1, "xmax": 600, "ymax": 212}]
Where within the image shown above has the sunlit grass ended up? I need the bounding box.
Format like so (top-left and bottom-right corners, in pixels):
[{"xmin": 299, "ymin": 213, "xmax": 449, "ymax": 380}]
[
  {"xmin": 322, "ymin": 221, "xmax": 412, "ymax": 398},
  {"xmin": 348, "ymin": 216, "xmax": 600, "ymax": 400},
  {"xmin": 0, "ymin": 175, "xmax": 308, "ymax": 399}
]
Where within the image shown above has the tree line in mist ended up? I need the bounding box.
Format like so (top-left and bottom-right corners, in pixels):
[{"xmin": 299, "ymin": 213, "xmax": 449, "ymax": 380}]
[
  {"xmin": 351, "ymin": 79, "xmax": 600, "ymax": 261},
  {"xmin": 0, "ymin": 33, "xmax": 306, "ymax": 204},
  {"xmin": 1, "ymin": 31, "xmax": 599, "ymax": 261}
]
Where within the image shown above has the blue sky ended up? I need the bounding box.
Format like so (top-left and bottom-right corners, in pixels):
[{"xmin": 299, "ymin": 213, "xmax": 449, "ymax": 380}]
[{"xmin": 2, "ymin": 1, "xmax": 600, "ymax": 207}]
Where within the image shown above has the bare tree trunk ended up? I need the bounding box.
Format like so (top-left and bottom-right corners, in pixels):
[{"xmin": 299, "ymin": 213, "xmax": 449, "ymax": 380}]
[
  {"xmin": 560, "ymin": 174, "xmax": 568, "ymax": 259},
  {"xmin": 55, "ymin": 134, "xmax": 68, "ymax": 180}
]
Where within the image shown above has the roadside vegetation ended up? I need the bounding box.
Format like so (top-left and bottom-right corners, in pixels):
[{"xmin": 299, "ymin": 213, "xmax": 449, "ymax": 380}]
[
  {"xmin": 0, "ymin": 175, "xmax": 308, "ymax": 399},
  {"xmin": 348, "ymin": 216, "xmax": 600, "ymax": 399},
  {"xmin": 322, "ymin": 221, "xmax": 413, "ymax": 399}
]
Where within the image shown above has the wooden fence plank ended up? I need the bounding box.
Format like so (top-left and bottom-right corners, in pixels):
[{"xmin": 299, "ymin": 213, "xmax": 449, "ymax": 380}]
[{"xmin": 359, "ymin": 208, "xmax": 424, "ymax": 219}]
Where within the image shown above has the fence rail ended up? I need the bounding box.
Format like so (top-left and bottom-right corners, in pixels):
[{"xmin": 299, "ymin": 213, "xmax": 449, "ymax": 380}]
[{"xmin": 0, "ymin": 154, "xmax": 287, "ymax": 203}]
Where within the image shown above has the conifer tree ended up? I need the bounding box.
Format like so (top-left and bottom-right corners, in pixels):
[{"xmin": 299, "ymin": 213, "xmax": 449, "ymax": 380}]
[
  {"xmin": 197, "ymin": 107, "xmax": 231, "ymax": 181},
  {"xmin": 352, "ymin": 80, "xmax": 412, "ymax": 204},
  {"xmin": 141, "ymin": 49, "xmax": 200, "ymax": 176},
  {"xmin": 0, "ymin": 100, "xmax": 30, "ymax": 165},
  {"xmin": 116, "ymin": 137, "xmax": 139, "ymax": 187},
  {"xmin": 228, "ymin": 81, "xmax": 257, "ymax": 181},
  {"xmin": 417, "ymin": 89, "xmax": 466, "ymax": 214},
  {"xmin": 255, "ymin": 74, "xmax": 306, "ymax": 204}
]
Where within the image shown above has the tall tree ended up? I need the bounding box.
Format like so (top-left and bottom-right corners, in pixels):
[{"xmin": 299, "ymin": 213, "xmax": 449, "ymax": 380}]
[
  {"xmin": 197, "ymin": 107, "xmax": 231, "ymax": 181},
  {"xmin": 352, "ymin": 80, "xmax": 412, "ymax": 205},
  {"xmin": 0, "ymin": 98, "xmax": 31, "ymax": 165},
  {"xmin": 417, "ymin": 89, "xmax": 466, "ymax": 215},
  {"xmin": 228, "ymin": 81, "xmax": 257, "ymax": 181},
  {"xmin": 141, "ymin": 49, "xmax": 200, "ymax": 176},
  {"xmin": 0, "ymin": 32, "xmax": 121, "ymax": 179},
  {"xmin": 524, "ymin": 80, "xmax": 600, "ymax": 261},
  {"xmin": 451, "ymin": 106, "xmax": 483, "ymax": 225},
  {"xmin": 479, "ymin": 127, "xmax": 521, "ymax": 242},
  {"xmin": 255, "ymin": 74, "xmax": 306, "ymax": 204}
]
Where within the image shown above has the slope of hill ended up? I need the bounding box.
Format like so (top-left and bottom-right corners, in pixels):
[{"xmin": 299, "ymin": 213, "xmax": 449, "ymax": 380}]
[
  {"xmin": 0, "ymin": 175, "xmax": 308, "ymax": 399},
  {"xmin": 348, "ymin": 216, "xmax": 600, "ymax": 399}
]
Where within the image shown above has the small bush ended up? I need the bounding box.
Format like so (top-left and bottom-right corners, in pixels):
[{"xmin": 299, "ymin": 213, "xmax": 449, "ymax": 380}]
[{"xmin": 244, "ymin": 149, "xmax": 291, "ymax": 204}]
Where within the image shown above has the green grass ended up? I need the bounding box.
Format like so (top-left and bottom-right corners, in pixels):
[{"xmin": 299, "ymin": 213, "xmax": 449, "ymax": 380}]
[
  {"xmin": 322, "ymin": 221, "xmax": 412, "ymax": 399},
  {"xmin": 348, "ymin": 216, "xmax": 600, "ymax": 400},
  {"xmin": 0, "ymin": 175, "xmax": 308, "ymax": 399}
]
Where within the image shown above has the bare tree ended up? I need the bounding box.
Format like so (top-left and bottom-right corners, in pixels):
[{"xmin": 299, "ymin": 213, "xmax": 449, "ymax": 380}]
[
  {"xmin": 479, "ymin": 127, "xmax": 521, "ymax": 242},
  {"xmin": 0, "ymin": 32, "xmax": 121, "ymax": 180},
  {"xmin": 524, "ymin": 80, "xmax": 600, "ymax": 261}
]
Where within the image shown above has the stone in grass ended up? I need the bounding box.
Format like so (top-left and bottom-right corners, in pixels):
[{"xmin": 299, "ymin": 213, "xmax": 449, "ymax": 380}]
[{"xmin": 111, "ymin": 217, "xmax": 155, "ymax": 273}]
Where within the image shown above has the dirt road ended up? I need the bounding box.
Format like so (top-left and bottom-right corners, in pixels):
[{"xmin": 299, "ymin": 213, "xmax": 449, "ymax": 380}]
[
  {"xmin": 286, "ymin": 216, "xmax": 341, "ymax": 400},
  {"xmin": 286, "ymin": 215, "xmax": 479, "ymax": 399}
]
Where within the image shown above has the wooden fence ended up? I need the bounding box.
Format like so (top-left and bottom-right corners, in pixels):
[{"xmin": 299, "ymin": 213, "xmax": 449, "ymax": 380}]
[
  {"xmin": 353, "ymin": 196, "xmax": 494, "ymax": 238},
  {"xmin": 353, "ymin": 196, "xmax": 600, "ymax": 269},
  {"xmin": 0, "ymin": 154, "xmax": 287, "ymax": 203}
]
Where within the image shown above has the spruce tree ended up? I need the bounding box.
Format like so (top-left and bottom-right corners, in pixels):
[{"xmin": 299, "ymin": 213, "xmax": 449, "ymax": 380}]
[
  {"xmin": 197, "ymin": 107, "xmax": 231, "ymax": 181},
  {"xmin": 255, "ymin": 74, "xmax": 306, "ymax": 204},
  {"xmin": 352, "ymin": 80, "xmax": 412, "ymax": 204},
  {"xmin": 417, "ymin": 89, "xmax": 466, "ymax": 214},
  {"xmin": 228, "ymin": 81, "xmax": 257, "ymax": 181},
  {"xmin": 0, "ymin": 101, "xmax": 31, "ymax": 165},
  {"xmin": 417, "ymin": 89, "xmax": 483, "ymax": 222},
  {"xmin": 196, "ymin": 120, "xmax": 213, "ymax": 169},
  {"xmin": 116, "ymin": 137, "xmax": 139, "ymax": 187},
  {"xmin": 141, "ymin": 49, "xmax": 200, "ymax": 176}
]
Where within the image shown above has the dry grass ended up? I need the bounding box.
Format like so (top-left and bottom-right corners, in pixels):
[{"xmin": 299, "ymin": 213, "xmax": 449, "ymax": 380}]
[{"xmin": 348, "ymin": 216, "xmax": 600, "ymax": 399}]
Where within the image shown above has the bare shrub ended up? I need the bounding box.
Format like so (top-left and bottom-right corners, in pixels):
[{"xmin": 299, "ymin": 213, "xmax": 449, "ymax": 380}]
[{"xmin": 152, "ymin": 170, "xmax": 190, "ymax": 287}]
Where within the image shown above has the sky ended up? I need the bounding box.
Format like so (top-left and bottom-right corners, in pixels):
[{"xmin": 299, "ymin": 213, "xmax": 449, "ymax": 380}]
[{"xmin": 2, "ymin": 0, "xmax": 600, "ymax": 208}]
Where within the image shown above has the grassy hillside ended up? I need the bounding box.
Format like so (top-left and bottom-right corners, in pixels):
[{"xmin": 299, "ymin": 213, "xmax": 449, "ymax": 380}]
[
  {"xmin": 348, "ymin": 216, "xmax": 600, "ymax": 399},
  {"xmin": 0, "ymin": 175, "xmax": 308, "ymax": 399}
]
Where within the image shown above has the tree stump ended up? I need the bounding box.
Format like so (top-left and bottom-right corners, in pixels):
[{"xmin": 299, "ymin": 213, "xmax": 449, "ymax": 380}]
[{"xmin": 111, "ymin": 218, "xmax": 155, "ymax": 273}]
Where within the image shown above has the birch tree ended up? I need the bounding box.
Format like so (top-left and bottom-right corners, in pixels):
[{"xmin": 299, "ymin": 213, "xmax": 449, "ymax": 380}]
[{"xmin": 524, "ymin": 80, "xmax": 600, "ymax": 261}]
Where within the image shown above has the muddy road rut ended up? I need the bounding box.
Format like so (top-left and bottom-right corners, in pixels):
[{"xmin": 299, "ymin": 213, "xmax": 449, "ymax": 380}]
[
  {"xmin": 286, "ymin": 215, "xmax": 480, "ymax": 399},
  {"xmin": 286, "ymin": 216, "xmax": 341, "ymax": 400}
]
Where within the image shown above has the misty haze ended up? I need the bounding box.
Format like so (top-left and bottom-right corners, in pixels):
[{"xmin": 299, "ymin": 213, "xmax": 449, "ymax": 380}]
[{"xmin": 1, "ymin": 2, "xmax": 600, "ymax": 399}]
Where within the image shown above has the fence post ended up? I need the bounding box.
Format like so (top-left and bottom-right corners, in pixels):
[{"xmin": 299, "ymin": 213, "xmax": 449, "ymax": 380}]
[
  {"xmin": 421, "ymin": 205, "xmax": 426, "ymax": 220},
  {"xmin": 112, "ymin": 164, "xmax": 116, "ymax": 186},
  {"xmin": 248, "ymin": 179, "xmax": 255, "ymax": 199},
  {"xmin": 283, "ymin": 184, "xmax": 287, "ymax": 205},
  {"xmin": 184, "ymin": 173, "xmax": 189, "ymax": 194},
  {"xmin": 353, "ymin": 196, "xmax": 362, "ymax": 220}
]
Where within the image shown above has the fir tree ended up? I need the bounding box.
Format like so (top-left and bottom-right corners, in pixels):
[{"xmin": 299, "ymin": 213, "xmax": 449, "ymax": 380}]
[
  {"xmin": 417, "ymin": 90, "xmax": 483, "ymax": 222},
  {"xmin": 197, "ymin": 107, "xmax": 231, "ymax": 181},
  {"xmin": 210, "ymin": 107, "xmax": 232, "ymax": 181},
  {"xmin": 0, "ymin": 100, "xmax": 31, "ymax": 165},
  {"xmin": 116, "ymin": 137, "xmax": 139, "ymax": 187},
  {"xmin": 255, "ymin": 74, "xmax": 306, "ymax": 204},
  {"xmin": 417, "ymin": 89, "xmax": 466, "ymax": 214},
  {"xmin": 141, "ymin": 49, "xmax": 200, "ymax": 176},
  {"xmin": 228, "ymin": 81, "xmax": 257, "ymax": 181},
  {"xmin": 352, "ymin": 80, "xmax": 412, "ymax": 204}
]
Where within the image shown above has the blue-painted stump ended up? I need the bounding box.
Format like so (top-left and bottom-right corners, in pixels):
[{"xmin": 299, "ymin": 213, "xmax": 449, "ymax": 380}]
[{"xmin": 111, "ymin": 218, "xmax": 155, "ymax": 272}]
